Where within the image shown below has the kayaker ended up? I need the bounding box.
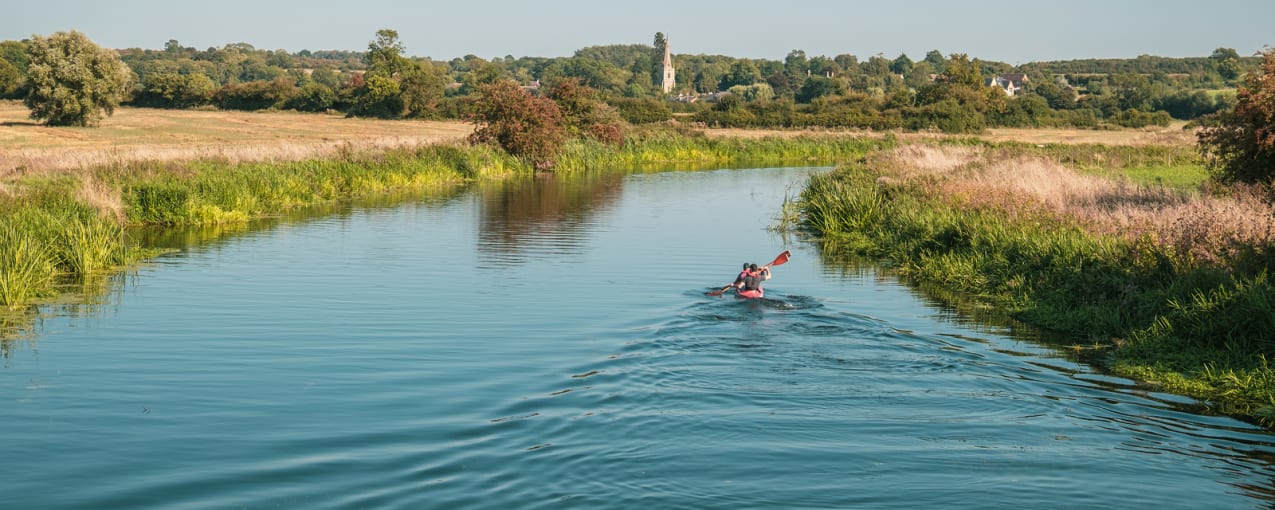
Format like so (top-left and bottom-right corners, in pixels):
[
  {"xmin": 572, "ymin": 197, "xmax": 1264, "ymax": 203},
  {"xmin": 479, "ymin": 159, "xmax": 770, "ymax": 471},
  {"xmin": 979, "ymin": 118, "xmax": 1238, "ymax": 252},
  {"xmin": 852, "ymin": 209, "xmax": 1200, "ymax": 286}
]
[
  {"xmin": 731, "ymin": 262, "xmax": 753, "ymax": 288},
  {"xmin": 738, "ymin": 263, "xmax": 770, "ymax": 294},
  {"xmin": 707, "ymin": 250, "xmax": 789, "ymax": 297}
]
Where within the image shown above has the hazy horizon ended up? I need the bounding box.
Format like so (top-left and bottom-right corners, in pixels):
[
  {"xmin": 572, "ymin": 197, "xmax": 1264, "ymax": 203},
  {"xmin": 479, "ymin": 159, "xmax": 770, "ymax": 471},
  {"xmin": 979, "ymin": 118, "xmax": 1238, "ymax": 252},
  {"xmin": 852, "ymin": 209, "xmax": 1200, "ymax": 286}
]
[{"xmin": 6, "ymin": 0, "xmax": 1273, "ymax": 64}]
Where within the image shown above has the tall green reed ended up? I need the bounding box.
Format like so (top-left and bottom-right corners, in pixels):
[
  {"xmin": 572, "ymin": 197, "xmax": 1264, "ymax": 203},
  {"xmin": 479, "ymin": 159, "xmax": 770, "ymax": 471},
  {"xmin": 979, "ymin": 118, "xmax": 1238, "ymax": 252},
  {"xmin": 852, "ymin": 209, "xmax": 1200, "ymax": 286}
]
[{"xmin": 0, "ymin": 213, "xmax": 58, "ymax": 308}]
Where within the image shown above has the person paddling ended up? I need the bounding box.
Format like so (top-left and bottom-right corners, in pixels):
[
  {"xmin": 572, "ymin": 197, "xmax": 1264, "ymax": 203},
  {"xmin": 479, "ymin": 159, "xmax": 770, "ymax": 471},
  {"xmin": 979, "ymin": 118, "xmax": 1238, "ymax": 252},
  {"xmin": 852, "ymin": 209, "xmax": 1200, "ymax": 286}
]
[
  {"xmin": 735, "ymin": 263, "xmax": 771, "ymax": 298},
  {"xmin": 731, "ymin": 262, "xmax": 752, "ymax": 288},
  {"xmin": 707, "ymin": 250, "xmax": 791, "ymax": 297}
]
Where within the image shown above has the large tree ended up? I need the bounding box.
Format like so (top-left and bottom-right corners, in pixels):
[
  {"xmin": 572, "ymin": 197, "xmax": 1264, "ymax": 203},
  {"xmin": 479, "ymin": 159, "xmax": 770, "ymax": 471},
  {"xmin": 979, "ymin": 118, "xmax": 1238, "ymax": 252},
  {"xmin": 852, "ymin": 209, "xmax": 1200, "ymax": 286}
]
[
  {"xmin": 1211, "ymin": 47, "xmax": 1242, "ymax": 81},
  {"xmin": 350, "ymin": 29, "xmax": 444, "ymax": 118},
  {"xmin": 400, "ymin": 61, "xmax": 446, "ymax": 118},
  {"xmin": 365, "ymin": 29, "xmax": 413, "ymax": 77},
  {"xmin": 1198, "ymin": 49, "xmax": 1275, "ymax": 185},
  {"xmin": 24, "ymin": 31, "xmax": 132, "ymax": 126}
]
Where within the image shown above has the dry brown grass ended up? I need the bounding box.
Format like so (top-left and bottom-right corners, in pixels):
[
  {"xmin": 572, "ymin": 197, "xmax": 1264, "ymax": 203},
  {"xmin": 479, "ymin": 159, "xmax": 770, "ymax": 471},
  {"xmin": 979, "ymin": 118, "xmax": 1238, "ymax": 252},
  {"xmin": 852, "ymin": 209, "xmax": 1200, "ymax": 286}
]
[
  {"xmin": 75, "ymin": 175, "xmax": 124, "ymax": 221},
  {"xmin": 0, "ymin": 100, "xmax": 473, "ymax": 177},
  {"xmin": 881, "ymin": 144, "xmax": 1275, "ymax": 268},
  {"xmin": 978, "ymin": 122, "xmax": 1197, "ymax": 147}
]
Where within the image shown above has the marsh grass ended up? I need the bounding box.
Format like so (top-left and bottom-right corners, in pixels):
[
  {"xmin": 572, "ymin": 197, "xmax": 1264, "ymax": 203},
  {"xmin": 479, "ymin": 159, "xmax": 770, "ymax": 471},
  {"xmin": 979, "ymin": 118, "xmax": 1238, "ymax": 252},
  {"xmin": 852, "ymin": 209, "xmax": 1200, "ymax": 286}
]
[
  {"xmin": 0, "ymin": 216, "xmax": 57, "ymax": 308},
  {"xmin": 108, "ymin": 143, "xmax": 525, "ymax": 226},
  {"xmin": 554, "ymin": 128, "xmax": 888, "ymax": 173},
  {"xmin": 57, "ymin": 214, "xmax": 131, "ymax": 276},
  {"xmin": 800, "ymin": 143, "xmax": 1275, "ymax": 424}
]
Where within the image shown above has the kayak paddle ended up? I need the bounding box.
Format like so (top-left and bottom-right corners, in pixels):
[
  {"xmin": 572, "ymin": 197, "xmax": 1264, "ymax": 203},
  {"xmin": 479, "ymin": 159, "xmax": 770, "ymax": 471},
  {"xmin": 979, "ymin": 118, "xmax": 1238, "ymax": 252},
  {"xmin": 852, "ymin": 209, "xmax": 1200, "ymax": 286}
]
[{"xmin": 766, "ymin": 250, "xmax": 791, "ymax": 268}]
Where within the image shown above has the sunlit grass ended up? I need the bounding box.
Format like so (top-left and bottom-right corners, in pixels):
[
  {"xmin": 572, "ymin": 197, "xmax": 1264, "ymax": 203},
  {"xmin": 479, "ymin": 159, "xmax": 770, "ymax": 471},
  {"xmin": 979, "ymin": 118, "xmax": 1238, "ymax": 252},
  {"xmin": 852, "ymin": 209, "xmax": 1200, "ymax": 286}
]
[
  {"xmin": 0, "ymin": 218, "xmax": 57, "ymax": 308},
  {"xmin": 798, "ymin": 142, "xmax": 1275, "ymax": 425}
]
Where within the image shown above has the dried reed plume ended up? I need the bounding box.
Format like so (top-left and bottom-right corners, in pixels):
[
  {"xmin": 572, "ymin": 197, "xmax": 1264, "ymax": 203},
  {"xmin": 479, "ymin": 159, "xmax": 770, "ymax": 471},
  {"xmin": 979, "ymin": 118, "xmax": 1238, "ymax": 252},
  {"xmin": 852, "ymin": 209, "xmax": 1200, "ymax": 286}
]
[{"xmin": 75, "ymin": 176, "xmax": 124, "ymax": 221}]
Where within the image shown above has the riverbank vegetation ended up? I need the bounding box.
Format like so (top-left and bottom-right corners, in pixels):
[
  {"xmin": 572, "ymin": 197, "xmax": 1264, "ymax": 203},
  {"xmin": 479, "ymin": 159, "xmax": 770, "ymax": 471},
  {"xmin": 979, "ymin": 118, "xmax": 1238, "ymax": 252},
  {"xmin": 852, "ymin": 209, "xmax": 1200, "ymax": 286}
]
[{"xmin": 798, "ymin": 142, "xmax": 1275, "ymax": 423}]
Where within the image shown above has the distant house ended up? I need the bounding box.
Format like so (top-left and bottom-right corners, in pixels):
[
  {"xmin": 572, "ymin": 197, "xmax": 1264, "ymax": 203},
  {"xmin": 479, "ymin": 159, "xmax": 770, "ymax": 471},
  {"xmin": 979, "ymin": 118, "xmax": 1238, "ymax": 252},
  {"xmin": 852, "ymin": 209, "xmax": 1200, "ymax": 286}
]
[
  {"xmin": 987, "ymin": 73, "xmax": 1028, "ymax": 96},
  {"xmin": 671, "ymin": 91, "xmax": 730, "ymax": 104}
]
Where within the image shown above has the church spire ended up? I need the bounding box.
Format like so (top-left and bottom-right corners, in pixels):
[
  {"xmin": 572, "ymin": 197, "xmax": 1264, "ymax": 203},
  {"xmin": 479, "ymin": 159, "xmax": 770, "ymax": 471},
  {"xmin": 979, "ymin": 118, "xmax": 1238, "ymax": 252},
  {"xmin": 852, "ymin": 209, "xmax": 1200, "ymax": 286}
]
[{"xmin": 661, "ymin": 35, "xmax": 675, "ymax": 93}]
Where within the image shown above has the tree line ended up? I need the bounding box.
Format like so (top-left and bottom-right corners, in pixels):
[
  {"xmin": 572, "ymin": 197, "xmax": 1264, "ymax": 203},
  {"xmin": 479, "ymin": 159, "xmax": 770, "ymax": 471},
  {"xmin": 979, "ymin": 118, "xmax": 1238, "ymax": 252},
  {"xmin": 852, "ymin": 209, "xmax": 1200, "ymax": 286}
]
[{"xmin": 0, "ymin": 29, "xmax": 1264, "ymax": 134}]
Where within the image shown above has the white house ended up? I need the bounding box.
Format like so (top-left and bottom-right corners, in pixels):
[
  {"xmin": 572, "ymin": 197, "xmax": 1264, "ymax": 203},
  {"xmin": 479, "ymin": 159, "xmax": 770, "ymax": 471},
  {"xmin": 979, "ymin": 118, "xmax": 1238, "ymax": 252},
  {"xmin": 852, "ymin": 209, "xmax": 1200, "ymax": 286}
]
[{"xmin": 987, "ymin": 73, "xmax": 1028, "ymax": 96}]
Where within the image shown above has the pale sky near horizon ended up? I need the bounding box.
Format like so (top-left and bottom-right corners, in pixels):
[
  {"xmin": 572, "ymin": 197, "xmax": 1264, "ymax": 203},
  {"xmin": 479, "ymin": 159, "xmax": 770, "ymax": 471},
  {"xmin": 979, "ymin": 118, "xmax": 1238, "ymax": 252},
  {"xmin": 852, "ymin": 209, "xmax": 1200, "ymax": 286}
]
[{"xmin": 5, "ymin": 0, "xmax": 1273, "ymax": 64}]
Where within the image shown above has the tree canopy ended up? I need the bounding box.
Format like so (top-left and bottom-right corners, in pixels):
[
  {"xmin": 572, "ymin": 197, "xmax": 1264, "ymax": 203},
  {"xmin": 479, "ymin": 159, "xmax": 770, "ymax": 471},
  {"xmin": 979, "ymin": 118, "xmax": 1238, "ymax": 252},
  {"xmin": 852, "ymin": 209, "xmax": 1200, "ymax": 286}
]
[{"xmin": 24, "ymin": 31, "xmax": 133, "ymax": 126}]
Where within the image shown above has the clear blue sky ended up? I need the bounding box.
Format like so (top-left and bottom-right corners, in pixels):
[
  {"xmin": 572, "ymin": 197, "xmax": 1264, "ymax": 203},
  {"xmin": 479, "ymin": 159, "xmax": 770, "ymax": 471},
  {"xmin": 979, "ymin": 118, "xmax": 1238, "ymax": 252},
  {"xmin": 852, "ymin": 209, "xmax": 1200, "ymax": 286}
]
[{"xmin": 5, "ymin": 0, "xmax": 1273, "ymax": 64}]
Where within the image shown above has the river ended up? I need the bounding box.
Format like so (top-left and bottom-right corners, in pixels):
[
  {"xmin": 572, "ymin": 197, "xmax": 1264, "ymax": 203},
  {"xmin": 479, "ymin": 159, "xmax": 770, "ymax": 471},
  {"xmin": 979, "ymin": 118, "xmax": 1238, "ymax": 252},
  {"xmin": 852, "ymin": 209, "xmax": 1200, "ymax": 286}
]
[{"xmin": 2, "ymin": 166, "xmax": 1273, "ymax": 509}]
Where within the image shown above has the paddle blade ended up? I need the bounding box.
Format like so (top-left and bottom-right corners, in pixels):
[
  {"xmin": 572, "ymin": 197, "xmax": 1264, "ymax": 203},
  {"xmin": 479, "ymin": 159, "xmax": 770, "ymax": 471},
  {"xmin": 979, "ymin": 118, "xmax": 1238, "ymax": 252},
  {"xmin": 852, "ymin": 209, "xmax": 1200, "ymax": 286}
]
[
  {"xmin": 769, "ymin": 250, "xmax": 792, "ymax": 267},
  {"xmin": 707, "ymin": 285, "xmax": 731, "ymax": 296}
]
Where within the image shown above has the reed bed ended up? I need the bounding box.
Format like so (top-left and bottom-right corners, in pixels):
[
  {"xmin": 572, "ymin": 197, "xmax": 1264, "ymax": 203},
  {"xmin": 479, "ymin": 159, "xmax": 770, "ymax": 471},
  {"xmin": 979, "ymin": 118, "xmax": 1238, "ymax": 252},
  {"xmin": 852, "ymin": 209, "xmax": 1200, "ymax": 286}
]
[
  {"xmin": 0, "ymin": 207, "xmax": 134, "ymax": 309},
  {"xmin": 799, "ymin": 143, "xmax": 1275, "ymax": 424},
  {"xmin": 554, "ymin": 128, "xmax": 888, "ymax": 173},
  {"xmin": 0, "ymin": 217, "xmax": 56, "ymax": 308}
]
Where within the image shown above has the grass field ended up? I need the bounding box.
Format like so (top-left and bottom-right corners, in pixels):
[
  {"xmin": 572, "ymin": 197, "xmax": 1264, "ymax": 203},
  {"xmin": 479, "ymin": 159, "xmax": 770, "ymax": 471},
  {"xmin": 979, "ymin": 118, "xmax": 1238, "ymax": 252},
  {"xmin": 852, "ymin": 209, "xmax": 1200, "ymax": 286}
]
[{"xmin": 0, "ymin": 101, "xmax": 473, "ymax": 177}]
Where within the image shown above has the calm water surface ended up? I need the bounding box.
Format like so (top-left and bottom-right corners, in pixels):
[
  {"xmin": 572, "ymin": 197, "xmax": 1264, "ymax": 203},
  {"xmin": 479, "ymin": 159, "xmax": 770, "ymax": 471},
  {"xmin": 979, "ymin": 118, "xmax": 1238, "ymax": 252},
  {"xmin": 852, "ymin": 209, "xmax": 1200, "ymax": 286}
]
[{"xmin": 2, "ymin": 167, "xmax": 1274, "ymax": 509}]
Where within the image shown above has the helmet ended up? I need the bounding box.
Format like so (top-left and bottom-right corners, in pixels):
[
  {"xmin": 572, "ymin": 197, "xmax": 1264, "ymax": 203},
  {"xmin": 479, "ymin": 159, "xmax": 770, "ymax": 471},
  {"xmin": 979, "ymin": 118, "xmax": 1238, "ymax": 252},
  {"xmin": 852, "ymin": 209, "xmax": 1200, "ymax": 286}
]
[
  {"xmin": 749, "ymin": 264, "xmax": 759, "ymax": 271},
  {"xmin": 742, "ymin": 263, "xmax": 751, "ymax": 269}
]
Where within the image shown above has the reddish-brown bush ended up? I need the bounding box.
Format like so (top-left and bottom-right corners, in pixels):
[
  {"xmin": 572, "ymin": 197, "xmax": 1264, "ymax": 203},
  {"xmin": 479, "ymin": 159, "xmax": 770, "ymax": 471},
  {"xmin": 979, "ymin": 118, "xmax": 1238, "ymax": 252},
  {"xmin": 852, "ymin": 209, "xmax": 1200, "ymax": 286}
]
[{"xmin": 467, "ymin": 80, "xmax": 566, "ymax": 170}]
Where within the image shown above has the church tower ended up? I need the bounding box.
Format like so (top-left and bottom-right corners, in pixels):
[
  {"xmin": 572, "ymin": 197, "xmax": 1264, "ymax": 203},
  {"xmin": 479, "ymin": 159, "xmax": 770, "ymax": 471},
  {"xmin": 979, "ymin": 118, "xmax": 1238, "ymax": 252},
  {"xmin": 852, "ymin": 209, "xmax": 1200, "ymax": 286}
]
[{"xmin": 661, "ymin": 36, "xmax": 675, "ymax": 93}]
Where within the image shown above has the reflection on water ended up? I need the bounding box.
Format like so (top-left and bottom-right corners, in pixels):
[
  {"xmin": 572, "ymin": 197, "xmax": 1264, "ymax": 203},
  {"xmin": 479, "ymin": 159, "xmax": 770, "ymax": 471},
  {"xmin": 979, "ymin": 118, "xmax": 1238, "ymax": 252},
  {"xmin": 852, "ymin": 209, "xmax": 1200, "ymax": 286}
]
[
  {"xmin": 3, "ymin": 187, "xmax": 472, "ymax": 358},
  {"xmin": 1, "ymin": 269, "xmax": 134, "ymax": 360},
  {"xmin": 476, "ymin": 172, "xmax": 623, "ymax": 268},
  {"xmin": 133, "ymin": 187, "xmax": 470, "ymax": 253},
  {"xmin": 4, "ymin": 173, "xmax": 629, "ymax": 354},
  {"xmin": 0, "ymin": 308, "xmax": 37, "ymax": 362}
]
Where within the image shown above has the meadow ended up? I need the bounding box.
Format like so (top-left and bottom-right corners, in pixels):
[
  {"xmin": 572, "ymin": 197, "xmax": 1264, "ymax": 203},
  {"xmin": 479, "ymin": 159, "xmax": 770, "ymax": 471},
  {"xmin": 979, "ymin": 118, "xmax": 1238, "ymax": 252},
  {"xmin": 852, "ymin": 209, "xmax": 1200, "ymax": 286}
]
[{"xmin": 0, "ymin": 100, "xmax": 471, "ymax": 177}]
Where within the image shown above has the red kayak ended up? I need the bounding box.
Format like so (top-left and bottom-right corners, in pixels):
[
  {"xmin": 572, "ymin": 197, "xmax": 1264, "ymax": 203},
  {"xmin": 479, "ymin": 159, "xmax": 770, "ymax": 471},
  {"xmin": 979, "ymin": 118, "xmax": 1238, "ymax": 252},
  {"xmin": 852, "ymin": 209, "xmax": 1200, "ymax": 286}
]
[{"xmin": 737, "ymin": 289, "xmax": 764, "ymax": 299}]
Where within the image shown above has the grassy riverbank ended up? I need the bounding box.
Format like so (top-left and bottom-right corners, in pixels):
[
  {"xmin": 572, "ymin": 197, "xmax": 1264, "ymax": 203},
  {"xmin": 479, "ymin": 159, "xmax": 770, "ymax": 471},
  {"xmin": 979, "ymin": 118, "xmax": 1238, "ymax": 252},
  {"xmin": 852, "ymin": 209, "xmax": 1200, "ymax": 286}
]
[
  {"xmin": 0, "ymin": 143, "xmax": 507, "ymax": 308},
  {"xmin": 0, "ymin": 123, "xmax": 884, "ymax": 310},
  {"xmin": 798, "ymin": 142, "xmax": 1275, "ymax": 424}
]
